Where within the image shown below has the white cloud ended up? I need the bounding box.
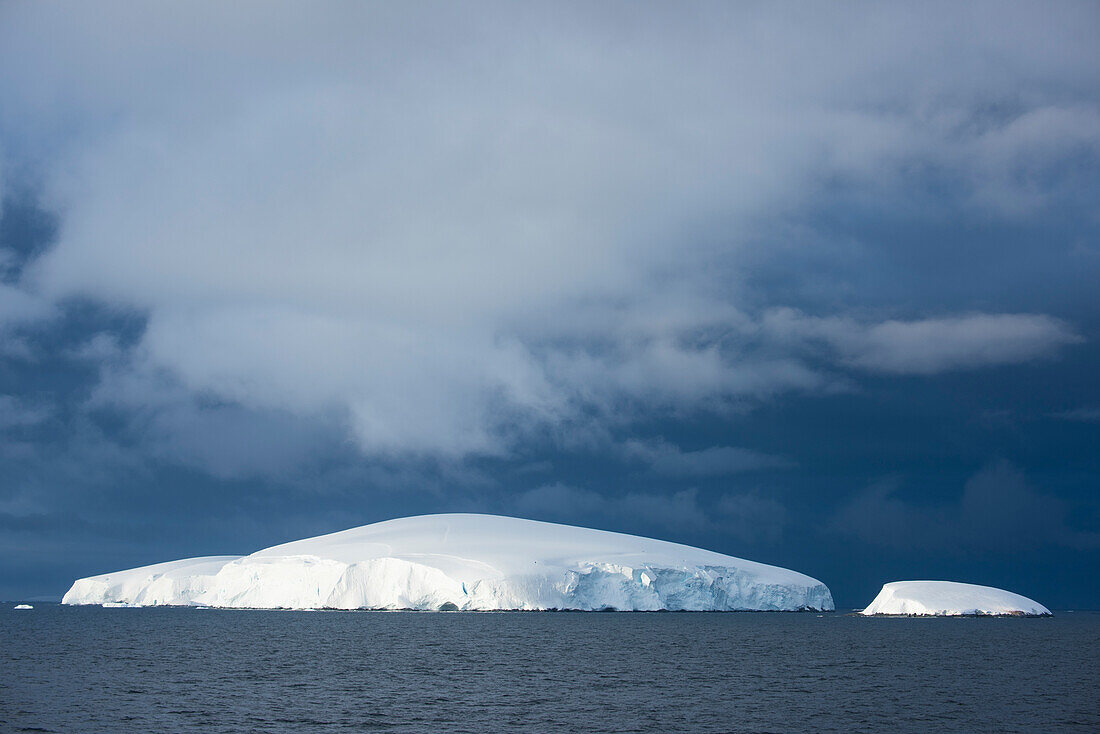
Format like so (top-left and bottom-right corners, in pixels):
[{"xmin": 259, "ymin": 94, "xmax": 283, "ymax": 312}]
[
  {"xmin": 763, "ymin": 309, "xmax": 1081, "ymax": 375},
  {"xmin": 0, "ymin": 395, "xmax": 51, "ymax": 430},
  {"xmin": 0, "ymin": 2, "xmax": 1094, "ymax": 459},
  {"xmin": 1052, "ymin": 406, "xmax": 1100, "ymax": 422},
  {"xmin": 0, "ymin": 283, "xmax": 55, "ymax": 329}
]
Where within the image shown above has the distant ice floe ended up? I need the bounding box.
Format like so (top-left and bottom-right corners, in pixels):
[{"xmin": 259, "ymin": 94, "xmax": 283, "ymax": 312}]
[
  {"xmin": 13, "ymin": 604, "xmax": 33, "ymax": 610},
  {"xmin": 63, "ymin": 514, "xmax": 833, "ymax": 612},
  {"xmin": 861, "ymin": 580, "xmax": 1050, "ymax": 617}
]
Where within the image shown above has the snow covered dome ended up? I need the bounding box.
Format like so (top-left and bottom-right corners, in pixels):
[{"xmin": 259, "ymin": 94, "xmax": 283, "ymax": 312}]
[
  {"xmin": 861, "ymin": 580, "xmax": 1050, "ymax": 617},
  {"xmin": 63, "ymin": 513, "xmax": 833, "ymax": 611}
]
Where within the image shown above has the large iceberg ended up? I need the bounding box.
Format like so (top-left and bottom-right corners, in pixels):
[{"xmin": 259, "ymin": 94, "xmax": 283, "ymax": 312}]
[
  {"xmin": 861, "ymin": 580, "xmax": 1050, "ymax": 617},
  {"xmin": 63, "ymin": 513, "xmax": 833, "ymax": 611}
]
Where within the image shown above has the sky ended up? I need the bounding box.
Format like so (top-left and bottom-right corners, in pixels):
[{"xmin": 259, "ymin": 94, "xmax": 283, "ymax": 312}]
[{"xmin": 1, "ymin": 1, "xmax": 1098, "ymax": 608}]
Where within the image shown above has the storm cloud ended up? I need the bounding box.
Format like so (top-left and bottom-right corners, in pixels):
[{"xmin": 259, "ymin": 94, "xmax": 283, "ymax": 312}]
[
  {"xmin": 1, "ymin": 1, "xmax": 1095, "ymax": 458},
  {"xmin": 831, "ymin": 463, "xmax": 1099, "ymax": 552}
]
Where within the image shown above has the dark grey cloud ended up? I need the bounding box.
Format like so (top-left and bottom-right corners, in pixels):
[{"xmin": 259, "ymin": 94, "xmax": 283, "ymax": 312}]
[
  {"xmin": 621, "ymin": 439, "xmax": 792, "ymax": 477},
  {"xmin": 512, "ymin": 484, "xmax": 787, "ymax": 545},
  {"xmin": 830, "ymin": 462, "xmax": 1099, "ymax": 552}
]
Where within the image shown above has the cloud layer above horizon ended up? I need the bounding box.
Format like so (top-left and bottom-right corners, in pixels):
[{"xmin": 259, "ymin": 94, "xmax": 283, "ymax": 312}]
[{"xmin": 2, "ymin": 1, "xmax": 1097, "ymax": 460}]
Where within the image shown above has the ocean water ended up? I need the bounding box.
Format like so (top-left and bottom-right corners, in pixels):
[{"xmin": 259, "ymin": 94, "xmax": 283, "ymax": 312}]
[{"xmin": 2, "ymin": 605, "xmax": 1097, "ymax": 733}]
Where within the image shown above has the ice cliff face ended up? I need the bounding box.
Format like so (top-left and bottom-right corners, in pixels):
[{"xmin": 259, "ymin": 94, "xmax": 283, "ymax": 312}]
[
  {"xmin": 62, "ymin": 514, "xmax": 834, "ymax": 611},
  {"xmin": 861, "ymin": 580, "xmax": 1050, "ymax": 617}
]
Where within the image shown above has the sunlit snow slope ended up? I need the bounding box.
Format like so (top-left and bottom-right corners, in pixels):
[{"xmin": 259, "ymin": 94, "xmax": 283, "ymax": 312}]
[
  {"xmin": 861, "ymin": 581, "xmax": 1050, "ymax": 616},
  {"xmin": 63, "ymin": 514, "xmax": 833, "ymax": 611}
]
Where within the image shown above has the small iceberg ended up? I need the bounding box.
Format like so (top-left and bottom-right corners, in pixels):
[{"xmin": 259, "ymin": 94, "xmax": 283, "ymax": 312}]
[
  {"xmin": 13, "ymin": 604, "xmax": 33, "ymax": 610},
  {"xmin": 861, "ymin": 580, "xmax": 1050, "ymax": 617}
]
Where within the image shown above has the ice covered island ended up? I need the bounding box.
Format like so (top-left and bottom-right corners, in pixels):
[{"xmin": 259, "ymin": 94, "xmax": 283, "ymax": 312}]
[
  {"xmin": 861, "ymin": 580, "xmax": 1050, "ymax": 617},
  {"xmin": 63, "ymin": 513, "xmax": 833, "ymax": 611}
]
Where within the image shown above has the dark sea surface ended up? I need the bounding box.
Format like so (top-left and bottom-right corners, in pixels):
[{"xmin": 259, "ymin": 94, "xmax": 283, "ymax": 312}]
[{"xmin": 1, "ymin": 604, "xmax": 1097, "ymax": 733}]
